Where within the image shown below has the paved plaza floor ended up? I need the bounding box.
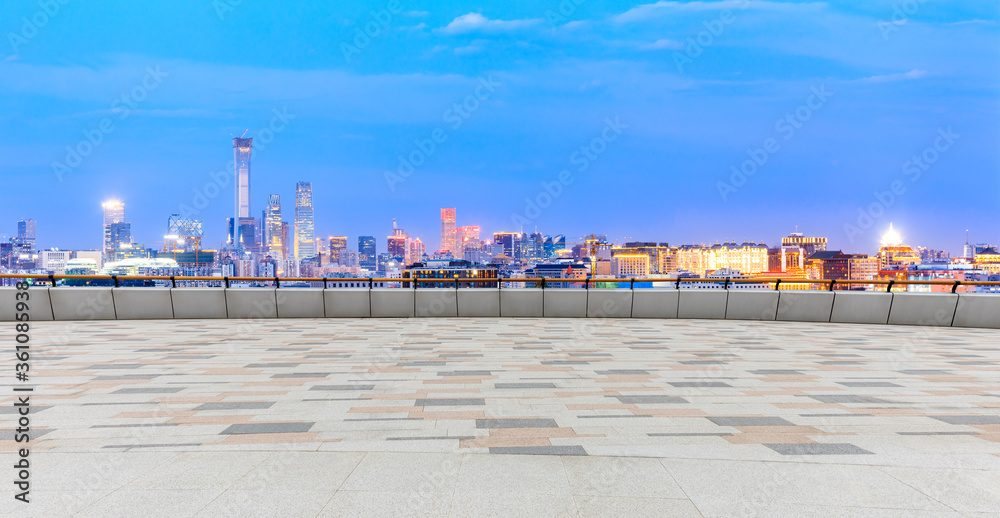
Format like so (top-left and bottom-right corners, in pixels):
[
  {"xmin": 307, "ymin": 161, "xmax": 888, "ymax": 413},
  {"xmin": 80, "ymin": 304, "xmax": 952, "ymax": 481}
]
[{"xmin": 3, "ymin": 318, "xmax": 1000, "ymax": 517}]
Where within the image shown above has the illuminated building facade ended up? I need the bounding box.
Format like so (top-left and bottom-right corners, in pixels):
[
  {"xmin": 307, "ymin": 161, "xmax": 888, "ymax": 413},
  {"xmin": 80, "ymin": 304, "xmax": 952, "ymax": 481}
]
[
  {"xmin": 781, "ymin": 232, "xmax": 827, "ymax": 256},
  {"xmin": 233, "ymin": 137, "xmax": 252, "ymax": 220},
  {"xmin": 613, "ymin": 254, "xmax": 650, "ymax": 278},
  {"xmin": 358, "ymin": 236, "xmax": 376, "ymax": 269},
  {"xmin": 165, "ymin": 215, "xmax": 203, "ymax": 252},
  {"xmin": 440, "ymin": 208, "xmax": 456, "ymax": 253},
  {"xmin": 409, "ymin": 237, "xmax": 426, "ymax": 265},
  {"xmin": 877, "ymin": 224, "xmax": 920, "ymax": 271},
  {"xmin": 263, "ymin": 195, "xmax": 283, "ymax": 260},
  {"xmin": 294, "ymin": 182, "xmax": 315, "ymax": 260},
  {"xmin": 102, "ymin": 200, "xmax": 125, "ymax": 260},
  {"xmin": 455, "ymin": 226, "xmax": 480, "ymax": 258},
  {"xmin": 328, "ymin": 236, "xmax": 348, "ymax": 265}
]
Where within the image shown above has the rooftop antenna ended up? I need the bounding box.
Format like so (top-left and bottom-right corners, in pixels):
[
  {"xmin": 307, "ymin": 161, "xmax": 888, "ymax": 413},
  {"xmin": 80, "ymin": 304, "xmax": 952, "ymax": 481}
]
[{"xmin": 240, "ymin": 129, "xmax": 249, "ymax": 138}]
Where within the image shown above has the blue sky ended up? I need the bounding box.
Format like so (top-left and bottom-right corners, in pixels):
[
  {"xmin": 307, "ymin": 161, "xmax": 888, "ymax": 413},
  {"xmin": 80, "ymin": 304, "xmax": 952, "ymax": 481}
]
[{"xmin": 1, "ymin": 0, "xmax": 998, "ymax": 255}]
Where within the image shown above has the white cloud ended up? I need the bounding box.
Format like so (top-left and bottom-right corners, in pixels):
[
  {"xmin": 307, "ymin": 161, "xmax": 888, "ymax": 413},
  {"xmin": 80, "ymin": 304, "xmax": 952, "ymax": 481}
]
[
  {"xmin": 857, "ymin": 69, "xmax": 928, "ymax": 83},
  {"xmin": 437, "ymin": 13, "xmax": 544, "ymax": 35},
  {"xmin": 615, "ymin": 1, "xmax": 826, "ymax": 23},
  {"xmin": 639, "ymin": 39, "xmax": 685, "ymax": 50}
]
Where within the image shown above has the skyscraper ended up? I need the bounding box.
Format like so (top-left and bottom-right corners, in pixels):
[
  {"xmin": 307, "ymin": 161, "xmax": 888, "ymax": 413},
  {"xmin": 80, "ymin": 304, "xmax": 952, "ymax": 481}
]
[
  {"xmin": 455, "ymin": 225, "xmax": 480, "ymax": 258},
  {"xmin": 16, "ymin": 219, "xmax": 36, "ymax": 250},
  {"xmin": 328, "ymin": 236, "xmax": 348, "ymax": 265},
  {"xmin": 294, "ymin": 182, "xmax": 315, "ymax": 260},
  {"xmin": 233, "ymin": 137, "xmax": 253, "ymax": 220},
  {"xmin": 264, "ymin": 195, "xmax": 283, "ymax": 259},
  {"xmin": 409, "ymin": 237, "xmax": 426, "ymax": 265},
  {"xmin": 102, "ymin": 200, "xmax": 125, "ymax": 259},
  {"xmin": 387, "ymin": 219, "xmax": 407, "ymax": 259},
  {"xmin": 440, "ymin": 208, "xmax": 456, "ymax": 253},
  {"xmin": 166, "ymin": 214, "xmax": 203, "ymax": 251},
  {"xmin": 358, "ymin": 236, "xmax": 376, "ymax": 269}
]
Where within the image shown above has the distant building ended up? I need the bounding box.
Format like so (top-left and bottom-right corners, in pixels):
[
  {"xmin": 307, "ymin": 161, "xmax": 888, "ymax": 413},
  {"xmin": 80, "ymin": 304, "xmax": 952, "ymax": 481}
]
[
  {"xmin": 39, "ymin": 249, "xmax": 71, "ymax": 273},
  {"xmin": 263, "ymin": 195, "xmax": 283, "ymax": 260},
  {"xmin": 387, "ymin": 220, "xmax": 407, "ymax": 259},
  {"xmin": 16, "ymin": 219, "xmax": 36, "ymax": 250},
  {"xmin": 406, "ymin": 259, "xmax": 498, "ymax": 288},
  {"xmin": 877, "ymin": 224, "xmax": 920, "ymax": 271},
  {"xmin": 455, "ymin": 225, "xmax": 480, "ymax": 258},
  {"xmin": 328, "ymin": 236, "xmax": 348, "ymax": 265},
  {"xmin": 358, "ymin": 235, "xmax": 377, "ymax": 269},
  {"xmin": 613, "ymin": 254, "xmax": 650, "ymax": 278},
  {"xmin": 781, "ymin": 232, "xmax": 827, "ymax": 256},
  {"xmin": 102, "ymin": 200, "xmax": 125, "ymax": 260},
  {"xmin": 233, "ymin": 137, "xmax": 253, "ymax": 221},
  {"xmin": 409, "ymin": 237, "xmax": 426, "ymax": 266},
  {"xmin": 166, "ymin": 214, "xmax": 204, "ymax": 252},
  {"xmin": 294, "ymin": 182, "xmax": 315, "ymax": 260},
  {"xmin": 493, "ymin": 232, "xmax": 520, "ymax": 258},
  {"xmin": 440, "ymin": 208, "xmax": 456, "ymax": 253}
]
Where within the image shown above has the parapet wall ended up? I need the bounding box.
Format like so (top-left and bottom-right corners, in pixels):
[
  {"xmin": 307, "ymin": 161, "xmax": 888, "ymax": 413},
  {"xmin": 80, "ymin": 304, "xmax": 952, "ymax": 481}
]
[{"xmin": 1, "ymin": 287, "xmax": 997, "ymax": 329}]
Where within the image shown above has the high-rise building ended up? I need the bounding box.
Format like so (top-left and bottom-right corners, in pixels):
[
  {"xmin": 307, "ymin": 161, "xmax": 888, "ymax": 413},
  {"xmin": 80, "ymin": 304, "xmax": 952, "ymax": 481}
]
[
  {"xmin": 493, "ymin": 232, "xmax": 520, "ymax": 257},
  {"xmin": 263, "ymin": 195, "xmax": 283, "ymax": 259},
  {"xmin": 102, "ymin": 200, "xmax": 125, "ymax": 259},
  {"xmin": 107, "ymin": 222, "xmax": 132, "ymax": 257},
  {"xmin": 16, "ymin": 219, "xmax": 36, "ymax": 250},
  {"xmin": 409, "ymin": 237, "xmax": 426, "ymax": 265},
  {"xmin": 781, "ymin": 232, "xmax": 827, "ymax": 256},
  {"xmin": 233, "ymin": 137, "xmax": 253, "ymax": 220},
  {"xmin": 877, "ymin": 224, "xmax": 920, "ymax": 271},
  {"xmin": 358, "ymin": 236, "xmax": 377, "ymax": 269},
  {"xmin": 328, "ymin": 236, "xmax": 348, "ymax": 265},
  {"xmin": 388, "ymin": 220, "xmax": 407, "ymax": 259},
  {"xmin": 294, "ymin": 182, "xmax": 315, "ymax": 260},
  {"xmin": 440, "ymin": 208, "xmax": 456, "ymax": 253},
  {"xmin": 165, "ymin": 215, "xmax": 203, "ymax": 252},
  {"xmin": 613, "ymin": 254, "xmax": 651, "ymax": 278},
  {"xmin": 454, "ymin": 225, "xmax": 480, "ymax": 258}
]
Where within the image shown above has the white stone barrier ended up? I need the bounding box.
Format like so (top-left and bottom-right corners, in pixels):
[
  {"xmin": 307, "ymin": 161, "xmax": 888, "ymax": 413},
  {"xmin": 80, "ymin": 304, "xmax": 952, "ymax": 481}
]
[
  {"xmin": 831, "ymin": 292, "xmax": 892, "ymax": 325},
  {"xmin": 776, "ymin": 291, "xmax": 834, "ymax": 323},
  {"xmin": 887, "ymin": 293, "xmax": 958, "ymax": 327},
  {"xmin": 500, "ymin": 289, "xmax": 543, "ymax": 317},
  {"xmin": 112, "ymin": 288, "xmax": 174, "ymax": 320},
  {"xmin": 587, "ymin": 289, "xmax": 633, "ymax": 318},
  {"xmin": 457, "ymin": 289, "xmax": 500, "ymax": 317},
  {"xmin": 277, "ymin": 288, "xmax": 326, "ymax": 318},
  {"xmin": 631, "ymin": 289, "xmax": 678, "ymax": 319},
  {"xmin": 50, "ymin": 287, "xmax": 116, "ymax": 320},
  {"xmin": 171, "ymin": 288, "xmax": 228, "ymax": 319},
  {"xmin": 952, "ymin": 294, "xmax": 1000, "ymax": 329},
  {"xmin": 324, "ymin": 289, "xmax": 371, "ymax": 318},
  {"xmin": 678, "ymin": 290, "xmax": 728, "ymax": 320},
  {"xmin": 370, "ymin": 288, "xmax": 415, "ymax": 318},
  {"xmin": 415, "ymin": 289, "xmax": 458, "ymax": 317},
  {"xmin": 726, "ymin": 290, "xmax": 778, "ymax": 321},
  {"xmin": 543, "ymin": 289, "xmax": 588, "ymax": 318},
  {"xmin": 0, "ymin": 287, "xmax": 54, "ymax": 321}
]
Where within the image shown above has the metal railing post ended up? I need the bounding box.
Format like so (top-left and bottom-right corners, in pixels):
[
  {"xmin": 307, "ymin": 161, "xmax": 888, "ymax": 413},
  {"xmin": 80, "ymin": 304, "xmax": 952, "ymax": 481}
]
[
  {"xmin": 630, "ymin": 278, "xmax": 635, "ymax": 290},
  {"xmin": 112, "ymin": 275, "xmax": 119, "ymax": 288},
  {"xmin": 774, "ymin": 279, "xmax": 781, "ymax": 291},
  {"xmin": 952, "ymin": 280, "xmax": 960, "ymax": 293},
  {"xmin": 170, "ymin": 276, "xmax": 176, "ymax": 288},
  {"xmin": 675, "ymin": 277, "xmax": 681, "ymax": 289},
  {"xmin": 49, "ymin": 274, "xmax": 56, "ymax": 287},
  {"xmin": 829, "ymin": 279, "xmax": 836, "ymax": 291},
  {"xmin": 224, "ymin": 276, "xmax": 230, "ymax": 288},
  {"xmin": 723, "ymin": 277, "xmax": 731, "ymax": 290},
  {"xmin": 886, "ymin": 280, "xmax": 895, "ymax": 292},
  {"xmin": 274, "ymin": 277, "xmax": 280, "ymax": 288}
]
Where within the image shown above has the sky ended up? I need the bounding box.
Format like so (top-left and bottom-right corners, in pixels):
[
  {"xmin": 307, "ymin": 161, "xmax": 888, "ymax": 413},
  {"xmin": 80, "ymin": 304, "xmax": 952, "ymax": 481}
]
[{"xmin": 1, "ymin": 0, "xmax": 998, "ymax": 256}]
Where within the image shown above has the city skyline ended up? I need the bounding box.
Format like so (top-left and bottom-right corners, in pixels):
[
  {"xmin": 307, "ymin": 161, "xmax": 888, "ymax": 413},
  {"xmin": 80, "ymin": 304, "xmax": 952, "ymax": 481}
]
[{"xmin": 1, "ymin": 2, "xmax": 997, "ymax": 254}]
